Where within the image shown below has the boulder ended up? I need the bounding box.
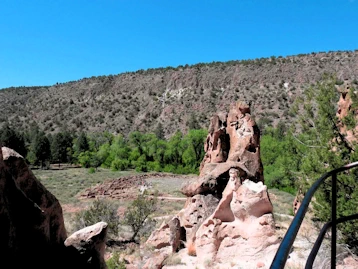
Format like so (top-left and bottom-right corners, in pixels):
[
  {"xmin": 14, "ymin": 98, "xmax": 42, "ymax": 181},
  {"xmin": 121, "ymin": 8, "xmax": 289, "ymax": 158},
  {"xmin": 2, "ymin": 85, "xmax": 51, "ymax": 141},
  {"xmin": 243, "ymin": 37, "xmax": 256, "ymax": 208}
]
[
  {"xmin": 0, "ymin": 147, "xmax": 68, "ymax": 269},
  {"xmin": 146, "ymin": 222, "xmax": 172, "ymax": 249},
  {"xmin": 65, "ymin": 222, "xmax": 108, "ymax": 269},
  {"xmin": 0, "ymin": 147, "xmax": 108, "ymax": 269},
  {"xmin": 336, "ymin": 82, "xmax": 358, "ymax": 145},
  {"xmin": 182, "ymin": 101, "xmax": 264, "ymax": 198},
  {"xmin": 142, "ymin": 248, "xmax": 170, "ymax": 269}
]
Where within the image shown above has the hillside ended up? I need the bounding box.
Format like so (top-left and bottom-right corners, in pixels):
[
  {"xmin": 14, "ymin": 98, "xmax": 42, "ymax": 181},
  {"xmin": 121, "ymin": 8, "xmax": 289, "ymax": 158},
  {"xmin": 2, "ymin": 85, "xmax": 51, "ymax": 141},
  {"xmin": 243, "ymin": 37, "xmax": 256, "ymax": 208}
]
[{"xmin": 1, "ymin": 50, "xmax": 358, "ymax": 136}]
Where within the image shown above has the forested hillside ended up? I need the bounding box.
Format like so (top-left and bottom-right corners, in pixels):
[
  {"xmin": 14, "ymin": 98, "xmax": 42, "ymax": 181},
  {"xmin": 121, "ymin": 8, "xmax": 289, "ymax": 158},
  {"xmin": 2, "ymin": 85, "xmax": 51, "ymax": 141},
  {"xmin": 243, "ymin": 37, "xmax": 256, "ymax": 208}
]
[{"xmin": 1, "ymin": 50, "xmax": 358, "ymax": 136}]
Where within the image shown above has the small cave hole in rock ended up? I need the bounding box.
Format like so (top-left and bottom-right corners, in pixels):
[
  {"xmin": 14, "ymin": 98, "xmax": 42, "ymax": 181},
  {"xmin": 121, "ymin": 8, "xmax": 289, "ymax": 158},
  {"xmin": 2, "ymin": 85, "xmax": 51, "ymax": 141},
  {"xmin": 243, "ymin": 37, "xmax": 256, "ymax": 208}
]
[
  {"xmin": 215, "ymin": 171, "xmax": 230, "ymax": 200},
  {"xmin": 248, "ymin": 145, "xmax": 257, "ymax": 153}
]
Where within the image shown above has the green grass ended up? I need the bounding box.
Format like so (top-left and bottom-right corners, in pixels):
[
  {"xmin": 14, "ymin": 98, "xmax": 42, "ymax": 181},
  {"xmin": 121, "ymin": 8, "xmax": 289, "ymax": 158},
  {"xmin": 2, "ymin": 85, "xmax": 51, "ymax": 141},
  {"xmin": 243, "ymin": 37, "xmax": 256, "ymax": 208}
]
[{"xmin": 33, "ymin": 167, "xmax": 137, "ymax": 204}]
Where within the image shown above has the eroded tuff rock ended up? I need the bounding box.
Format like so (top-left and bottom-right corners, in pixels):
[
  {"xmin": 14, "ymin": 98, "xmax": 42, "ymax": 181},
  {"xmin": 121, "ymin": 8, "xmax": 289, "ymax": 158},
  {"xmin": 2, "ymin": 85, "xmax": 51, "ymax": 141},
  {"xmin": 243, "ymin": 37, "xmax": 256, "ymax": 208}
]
[
  {"xmin": 0, "ymin": 147, "xmax": 68, "ymax": 268},
  {"xmin": 226, "ymin": 101, "xmax": 263, "ymax": 182},
  {"xmin": 146, "ymin": 101, "xmax": 278, "ymax": 268},
  {"xmin": 146, "ymin": 194, "xmax": 218, "ymax": 253},
  {"xmin": 0, "ymin": 147, "xmax": 108, "ymax": 269},
  {"xmin": 336, "ymin": 82, "xmax": 358, "ymax": 145},
  {"xmin": 182, "ymin": 101, "xmax": 263, "ymax": 197},
  {"xmin": 195, "ymin": 179, "xmax": 279, "ymax": 267},
  {"xmin": 199, "ymin": 112, "xmax": 229, "ymax": 173},
  {"xmin": 293, "ymin": 82, "xmax": 357, "ymax": 215},
  {"xmin": 65, "ymin": 222, "xmax": 108, "ymax": 269},
  {"xmin": 177, "ymin": 194, "xmax": 219, "ymax": 245}
]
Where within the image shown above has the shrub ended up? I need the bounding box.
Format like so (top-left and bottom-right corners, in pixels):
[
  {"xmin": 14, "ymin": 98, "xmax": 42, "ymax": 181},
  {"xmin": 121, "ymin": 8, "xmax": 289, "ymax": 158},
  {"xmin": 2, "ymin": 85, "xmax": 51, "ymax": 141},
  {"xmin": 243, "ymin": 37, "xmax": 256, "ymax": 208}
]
[
  {"xmin": 106, "ymin": 252, "xmax": 126, "ymax": 269},
  {"xmin": 123, "ymin": 194, "xmax": 158, "ymax": 241},
  {"xmin": 146, "ymin": 161, "xmax": 162, "ymax": 172},
  {"xmin": 88, "ymin": 167, "xmax": 96, "ymax": 174},
  {"xmin": 73, "ymin": 199, "xmax": 119, "ymax": 237},
  {"xmin": 111, "ymin": 158, "xmax": 129, "ymax": 171}
]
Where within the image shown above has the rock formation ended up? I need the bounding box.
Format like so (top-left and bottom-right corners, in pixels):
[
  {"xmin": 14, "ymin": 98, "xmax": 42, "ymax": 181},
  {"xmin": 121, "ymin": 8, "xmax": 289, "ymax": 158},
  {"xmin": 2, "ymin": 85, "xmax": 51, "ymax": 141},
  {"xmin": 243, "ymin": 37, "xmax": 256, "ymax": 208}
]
[
  {"xmin": 195, "ymin": 179, "xmax": 278, "ymax": 268},
  {"xmin": 145, "ymin": 101, "xmax": 279, "ymax": 268},
  {"xmin": 336, "ymin": 82, "xmax": 358, "ymax": 145},
  {"xmin": 65, "ymin": 222, "xmax": 108, "ymax": 269},
  {"xmin": 0, "ymin": 146, "xmax": 108, "ymax": 269},
  {"xmin": 199, "ymin": 112, "xmax": 229, "ymax": 173}
]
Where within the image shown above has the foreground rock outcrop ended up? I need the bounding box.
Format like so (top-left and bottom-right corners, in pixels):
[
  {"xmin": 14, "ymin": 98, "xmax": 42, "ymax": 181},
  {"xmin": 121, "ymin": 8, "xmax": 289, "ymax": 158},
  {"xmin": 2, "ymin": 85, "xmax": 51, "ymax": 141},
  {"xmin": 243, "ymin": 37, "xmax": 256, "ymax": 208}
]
[
  {"xmin": 146, "ymin": 101, "xmax": 279, "ymax": 268},
  {"xmin": 0, "ymin": 147, "xmax": 108, "ymax": 269},
  {"xmin": 65, "ymin": 222, "xmax": 108, "ymax": 269}
]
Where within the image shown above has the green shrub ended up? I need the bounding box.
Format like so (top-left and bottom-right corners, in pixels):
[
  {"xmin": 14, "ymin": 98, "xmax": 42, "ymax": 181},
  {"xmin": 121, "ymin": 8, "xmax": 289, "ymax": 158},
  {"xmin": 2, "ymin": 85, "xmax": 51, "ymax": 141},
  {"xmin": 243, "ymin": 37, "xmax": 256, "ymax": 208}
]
[
  {"xmin": 88, "ymin": 167, "xmax": 96, "ymax": 174},
  {"xmin": 106, "ymin": 252, "xmax": 126, "ymax": 269},
  {"xmin": 123, "ymin": 194, "xmax": 158, "ymax": 241},
  {"xmin": 73, "ymin": 199, "xmax": 119, "ymax": 237},
  {"xmin": 110, "ymin": 158, "xmax": 129, "ymax": 171},
  {"xmin": 146, "ymin": 161, "xmax": 161, "ymax": 172}
]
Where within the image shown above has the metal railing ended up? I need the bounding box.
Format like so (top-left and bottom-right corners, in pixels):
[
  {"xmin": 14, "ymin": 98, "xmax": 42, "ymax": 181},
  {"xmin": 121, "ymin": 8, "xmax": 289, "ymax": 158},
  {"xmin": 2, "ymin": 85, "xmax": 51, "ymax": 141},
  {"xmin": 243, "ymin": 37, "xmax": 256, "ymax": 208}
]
[{"xmin": 270, "ymin": 161, "xmax": 358, "ymax": 269}]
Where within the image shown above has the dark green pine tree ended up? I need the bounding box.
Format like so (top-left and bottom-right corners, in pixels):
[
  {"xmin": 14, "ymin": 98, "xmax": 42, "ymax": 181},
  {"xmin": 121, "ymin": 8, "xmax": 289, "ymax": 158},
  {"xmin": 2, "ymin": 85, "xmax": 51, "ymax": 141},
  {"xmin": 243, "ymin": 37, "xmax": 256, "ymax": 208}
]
[
  {"xmin": 154, "ymin": 122, "xmax": 165, "ymax": 140},
  {"xmin": 0, "ymin": 123, "xmax": 27, "ymax": 157},
  {"xmin": 295, "ymin": 76, "xmax": 358, "ymax": 252},
  {"xmin": 187, "ymin": 113, "xmax": 200, "ymax": 130},
  {"xmin": 75, "ymin": 132, "xmax": 89, "ymax": 154},
  {"xmin": 29, "ymin": 131, "xmax": 51, "ymax": 168}
]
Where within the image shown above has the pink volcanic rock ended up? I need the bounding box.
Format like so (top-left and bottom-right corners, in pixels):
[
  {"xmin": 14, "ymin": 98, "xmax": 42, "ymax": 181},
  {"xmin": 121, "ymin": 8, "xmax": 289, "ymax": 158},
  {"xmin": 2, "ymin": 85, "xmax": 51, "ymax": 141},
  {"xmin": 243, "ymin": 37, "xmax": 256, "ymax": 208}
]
[
  {"xmin": 199, "ymin": 113, "xmax": 229, "ymax": 175},
  {"xmin": 226, "ymin": 101, "xmax": 264, "ymax": 182},
  {"xmin": 182, "ymin": 101, "xmax": 263, "ymax": 197},
  {"xmin": 0, "ymin": 147, "xmax": 68, "ymax": 268},
  {"xmin": 65, "ymin": 221, "xmax": 108, "ymax": 269},
  {"xmin": 142, "ymin": 248, "xmax": 170, "ymax": 269},
  {"xmin": 195, "ymin": 178, "xmax": 279, "ymax": 267},
  {"xmin": 0, "ymin": 147, "xmax": 108, "ymax": 269},
  {"xmin": 177, "ymin": 194, "xmax": 219, "ymax": 244},
  {"xmin": 147, "ymin": 195, "xmax": 218, "ymax": 252},
  {"xmin": 146, "ymin": 222, "xmax": 172, "ymax": 249},
  {"xmin": 146, "ymin": 101, "xmax": 277, "ymax": 268},
  {"xmin": 336, "ymin": 83, "xmax": 358, "ymax": 145}
]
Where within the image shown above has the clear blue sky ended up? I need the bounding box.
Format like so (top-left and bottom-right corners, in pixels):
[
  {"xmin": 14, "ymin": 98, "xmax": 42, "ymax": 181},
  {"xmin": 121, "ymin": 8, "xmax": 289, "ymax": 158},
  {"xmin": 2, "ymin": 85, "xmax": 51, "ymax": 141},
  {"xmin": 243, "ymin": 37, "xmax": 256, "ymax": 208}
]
[{"xmin": 0, "ymin": 0, "xmax": 357, "ymax": 89}]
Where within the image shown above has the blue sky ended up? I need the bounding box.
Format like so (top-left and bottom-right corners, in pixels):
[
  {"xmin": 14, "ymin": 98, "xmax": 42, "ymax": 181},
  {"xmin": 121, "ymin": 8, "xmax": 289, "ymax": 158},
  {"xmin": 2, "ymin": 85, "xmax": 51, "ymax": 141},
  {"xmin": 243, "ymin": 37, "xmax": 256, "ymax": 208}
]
[{"xmin": 0, "ymin": 0, "xmax": 357, "ymax": 89}]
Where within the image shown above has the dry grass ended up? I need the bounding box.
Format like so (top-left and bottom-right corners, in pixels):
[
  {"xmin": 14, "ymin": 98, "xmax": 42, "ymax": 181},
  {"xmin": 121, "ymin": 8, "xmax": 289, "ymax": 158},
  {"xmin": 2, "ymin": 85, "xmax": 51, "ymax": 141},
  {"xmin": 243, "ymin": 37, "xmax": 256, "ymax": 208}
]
[
  {"xmin": 33, "ymin": 167, "xmax": 137, "ymax": 204},
  {"xmin": 269, "ymin": 188, "xmax": 295, "ymax": 216}
]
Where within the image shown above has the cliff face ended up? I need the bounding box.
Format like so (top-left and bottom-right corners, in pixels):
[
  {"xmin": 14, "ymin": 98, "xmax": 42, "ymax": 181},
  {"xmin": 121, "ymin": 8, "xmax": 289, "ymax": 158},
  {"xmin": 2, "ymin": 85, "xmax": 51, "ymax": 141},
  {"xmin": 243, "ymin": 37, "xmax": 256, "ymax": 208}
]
[{"xmin": 1, "ymin": 50, "xmax": 358, "ymax": 136}]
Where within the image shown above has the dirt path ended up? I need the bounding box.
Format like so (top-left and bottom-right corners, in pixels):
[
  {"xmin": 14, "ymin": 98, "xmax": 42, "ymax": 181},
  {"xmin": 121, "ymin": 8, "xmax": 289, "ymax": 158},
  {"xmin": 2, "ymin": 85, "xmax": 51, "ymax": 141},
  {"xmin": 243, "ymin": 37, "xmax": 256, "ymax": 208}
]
[{"xmin": 154, "ymin": 196, "xmax": 187, "ymax": 201}]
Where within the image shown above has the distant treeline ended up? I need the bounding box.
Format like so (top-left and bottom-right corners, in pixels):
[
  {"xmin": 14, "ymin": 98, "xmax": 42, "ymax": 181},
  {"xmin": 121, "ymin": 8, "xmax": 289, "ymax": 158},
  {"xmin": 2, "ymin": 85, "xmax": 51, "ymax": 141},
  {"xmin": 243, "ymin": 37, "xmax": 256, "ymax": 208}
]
[
  {"xmin": 0, "ymin": 119, "xmax": 296, "ymax": 192},
  {"xmin": 0, "ymin": 123, "xmax": 207, "ymax": 174}
]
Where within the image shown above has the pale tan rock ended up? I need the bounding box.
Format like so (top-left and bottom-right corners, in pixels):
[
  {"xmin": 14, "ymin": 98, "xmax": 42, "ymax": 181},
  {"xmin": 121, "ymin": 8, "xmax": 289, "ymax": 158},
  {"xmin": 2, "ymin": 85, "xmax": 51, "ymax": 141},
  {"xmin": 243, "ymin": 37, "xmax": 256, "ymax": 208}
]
[
  {"xmin": 65, "ymin": 221, "xmax": 108, "ymax": 269},
  {"xmin": 181, "ymin": 161, "xmax": 251, "ymax": 197},
  {"xmin": 182, "ymin": 101, "xmax": 263, "ymax": 198},
  {"xmin": 142, "ymin": 248, "xmax": 170, "ymax": 269},
  {"xmin": 226, "ymin": 101, "xmax": 263, "ymax": 182},
  {"xmin": 195, "ymin": 179, "xmax": 279, "ymax": 267},
  {"xmin": 337, "ymin": 256, "xmax": 358, "ymax": 269},
  {"xmin": 177, "ymin": 194, "xmax": 219, "ymax": 244},
  {"xmin": 145, "ymin": 101, "xmax": 277, "ymax": 269},
  {"xmin": 336, "ymin": 82, "xmax": 358, "ymax": 145},
  {"xmin": 200, "ymin": 113, "xmax": 229, "ymax": 175},
  {"xmin": 146, "ymin": 222, "xmax": 171, "ymax": 249}
]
